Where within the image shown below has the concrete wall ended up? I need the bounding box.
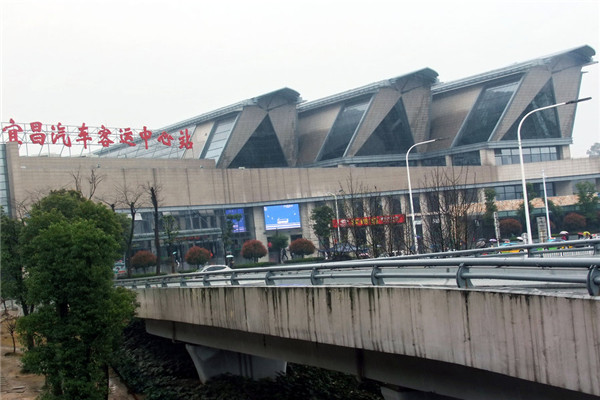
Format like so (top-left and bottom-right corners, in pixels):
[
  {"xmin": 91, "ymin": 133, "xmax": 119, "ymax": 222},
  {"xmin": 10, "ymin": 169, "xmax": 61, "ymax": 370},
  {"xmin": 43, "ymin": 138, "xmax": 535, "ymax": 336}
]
[{"xmin": 136, "ymin": 285, "xmax": 600, "ymax": 398}]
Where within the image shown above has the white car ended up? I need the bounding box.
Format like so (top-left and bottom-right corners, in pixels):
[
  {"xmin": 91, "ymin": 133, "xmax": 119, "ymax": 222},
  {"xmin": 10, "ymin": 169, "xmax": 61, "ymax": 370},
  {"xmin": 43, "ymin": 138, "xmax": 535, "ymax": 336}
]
[{"xmin": 198, "ymin": 265, "xmax": 231, "ymax": 273}]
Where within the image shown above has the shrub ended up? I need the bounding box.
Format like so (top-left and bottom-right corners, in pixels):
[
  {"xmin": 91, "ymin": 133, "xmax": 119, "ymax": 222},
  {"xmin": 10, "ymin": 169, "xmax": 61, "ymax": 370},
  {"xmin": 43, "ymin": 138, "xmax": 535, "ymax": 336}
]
[
  {"xmin": 185, "ymin": 246, "xmax": 211, "ymax": 268},
  {"xmin": 499, "ymin": 218, "xmax": 522, "ymax": 238},
  {"xmin": 241, "ymin": 240, "xmax": 267, "ymax": 262},
  {"xmin": 289, "ymin": 238, "xmax": 316, "ymax": 258},
  {"xmin": 563, "ymin": 212, "xmax": 586, "ymax": 232},
  {"xmin": 131, "ymin": 250, "xmax": 157, "ymax": 270}
]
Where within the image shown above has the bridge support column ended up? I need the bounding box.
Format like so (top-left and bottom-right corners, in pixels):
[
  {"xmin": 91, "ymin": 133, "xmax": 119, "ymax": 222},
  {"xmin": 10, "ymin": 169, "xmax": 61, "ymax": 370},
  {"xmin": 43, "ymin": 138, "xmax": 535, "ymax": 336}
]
[{"xmin": 185, "ymin": 344, "xmax": 287, "ymax": 383}]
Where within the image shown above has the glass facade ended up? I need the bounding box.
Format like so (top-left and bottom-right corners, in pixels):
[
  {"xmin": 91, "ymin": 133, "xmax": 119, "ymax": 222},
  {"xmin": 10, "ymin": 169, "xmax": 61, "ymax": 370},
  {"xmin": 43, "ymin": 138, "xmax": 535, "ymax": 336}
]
[
  {"xmin": 319, "ymin": 97, "xmax": 371, "ymax": 161},
  {"xmin": 456, "ymin": 80, "xmax": 520, "ymax": 146},
  {"xmin": 503, "ymin": 80, "xmax": 561, "ymax": 141},
  {"xmin": 202, "ymin": 116, "xmax": 238, "ymax": 163},
  {"xmin": 356, "ymin": 98, "xmax": 413, "ymax": 156},
  {"xmin": 452, "ymin": 151, "xmax": 481, "ymax": 166},
  {"xmin": 494, "ymin": 182, "xmax": 555, "ymax": 200},
  {"xmin": 229, "ymin": 116, "xmax": 288, "ymax": 168},
  {"xmin": 495, "ymin": 147, "xmax": 558, "ymax": 165},
  {"xmin": 421, "ymin": 156, "xmax": 446, "ymax": 166}
]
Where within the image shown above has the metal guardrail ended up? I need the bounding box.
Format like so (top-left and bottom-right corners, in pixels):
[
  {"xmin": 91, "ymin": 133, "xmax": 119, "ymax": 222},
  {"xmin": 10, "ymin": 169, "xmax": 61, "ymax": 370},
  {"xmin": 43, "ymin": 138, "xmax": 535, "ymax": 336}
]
[{"xmin": 116, "ymin": 238, "xmax": 600, "ymax": 296}]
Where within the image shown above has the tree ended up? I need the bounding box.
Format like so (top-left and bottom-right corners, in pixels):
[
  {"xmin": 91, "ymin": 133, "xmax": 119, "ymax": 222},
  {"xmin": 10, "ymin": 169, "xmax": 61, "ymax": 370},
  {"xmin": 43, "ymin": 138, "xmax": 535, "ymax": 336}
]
[
  {"xmin": 482, "ymin": 188, "xmax": 498, "ymax": 238},
  {"xmin": 222, "ymin": 213, "xmax": 242, "ymax": 254},
  {"xmin": 16, "ymin": 190, "xmax": 137, "ymax": 400},
  {"xmin": 587, "ymin": 142, "xmax": 600, "ymax": 157},
  {"xmin": 289, "ymin": 238, "xmax": 316, "ymax": 258},
  {"xmin": 241, "ymin": 240, "xmax": 268, "ymax": 262},
  {"xmin": 563, "ymin": 212, "xmax": 586, "ymax": 232},
  {"xmin": 269, "ymin": 232, "xmax": 289, "ymax": 263},
  {"xmin": 421, "ymin": 167, "xmax": 479, "ymax": 252},
  {"xmin": 162, "ymin": 214, "xmax": 180, "ymax": 273},
  {"xmin": 148, "ymin": 185, "xmax": 162, "ymax": 275},
  {"xmin": 547, "ymin": 199, "xmax": 564, "ymax": 231},
  {"xmin": 131, "ymin": 250, "xmax": 157, "ymax": 272},
  {"xmin": 112, "ymin": 184, "xmax": 146, "ymax": 278},
  {"xmin": 185, "ymin": 246, "xmax": 212, "ymax": 269},
  {"xmin": 311, "ymin": 205, "xmax": 334, "ymax": 248},
  {"xmin": 500, "ymin": 218, "xmax": 522, "ymax": 238},
  {"xmin": 0, "ymin": 208, "xmax": 33, "ymax": 317},
  {"xmin": 575, "ymin": 181, "xmax": 599, "ymax": 229},
  {"xmin": 516, "ymin": 183, "xmax": 538, "ymax": 237}
]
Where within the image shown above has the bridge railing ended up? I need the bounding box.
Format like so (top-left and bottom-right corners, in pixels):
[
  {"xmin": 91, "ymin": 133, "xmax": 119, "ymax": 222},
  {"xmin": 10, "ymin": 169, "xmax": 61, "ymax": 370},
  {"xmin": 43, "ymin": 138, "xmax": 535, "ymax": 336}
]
[{"xmin": 116, "ymin": 242, "xmax": 600, "ymax": 296}]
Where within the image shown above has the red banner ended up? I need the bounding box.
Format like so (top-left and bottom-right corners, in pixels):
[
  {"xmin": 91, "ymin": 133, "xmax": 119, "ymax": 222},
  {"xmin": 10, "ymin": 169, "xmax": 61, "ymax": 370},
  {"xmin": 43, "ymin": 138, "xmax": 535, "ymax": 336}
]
[{"xmin": 332, "ymin": 214, "xmax": 405, "ymax": 228}]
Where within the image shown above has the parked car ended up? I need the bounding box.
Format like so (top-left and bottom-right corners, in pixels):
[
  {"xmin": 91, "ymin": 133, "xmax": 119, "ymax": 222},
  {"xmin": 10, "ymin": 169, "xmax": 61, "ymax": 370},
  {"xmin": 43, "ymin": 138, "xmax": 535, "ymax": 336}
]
[{"xmin": 198, "ymin": 265, "xmax": 231, "ymax": 273}]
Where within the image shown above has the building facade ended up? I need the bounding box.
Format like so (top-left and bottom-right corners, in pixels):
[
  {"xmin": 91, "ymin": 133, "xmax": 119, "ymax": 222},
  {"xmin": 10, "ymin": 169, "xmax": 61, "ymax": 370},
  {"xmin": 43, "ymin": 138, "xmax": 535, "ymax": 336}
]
[{"xmin": 2, "ymin": 46, "xmax": 598, "ymax": 264}]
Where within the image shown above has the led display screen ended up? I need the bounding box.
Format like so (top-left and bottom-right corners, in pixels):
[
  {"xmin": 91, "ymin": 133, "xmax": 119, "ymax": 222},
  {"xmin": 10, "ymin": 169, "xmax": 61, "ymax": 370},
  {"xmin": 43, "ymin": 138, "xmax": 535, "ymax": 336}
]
[
  {"xmin": 225, "ymin": 208, "xmax": 246, "ymax": 233},
  {"xmin": 263, "ymin": 204, "xmax": 301, "ymax": 230}
]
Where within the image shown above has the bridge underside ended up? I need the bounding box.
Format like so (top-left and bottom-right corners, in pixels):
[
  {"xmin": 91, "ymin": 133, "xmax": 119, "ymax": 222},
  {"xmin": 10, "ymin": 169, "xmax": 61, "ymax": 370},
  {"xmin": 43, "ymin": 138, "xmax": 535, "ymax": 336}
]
[{"xmin": 146, "ymin": 319, "xmax": 596, "ymax": 400}]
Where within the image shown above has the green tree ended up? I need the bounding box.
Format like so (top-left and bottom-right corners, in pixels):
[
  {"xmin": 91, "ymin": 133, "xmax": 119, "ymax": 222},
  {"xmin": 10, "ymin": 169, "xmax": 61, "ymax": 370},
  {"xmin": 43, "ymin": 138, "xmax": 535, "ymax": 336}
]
[
  {"xmin": 289, "ymin": 238, "xmax": 316, "ymax": 258},
  {"xmin": 222, "ymin": 213, "xmax": 242, "ymax": 254},
  {"xmin": 575, "ymin": 181, "xmax": 599, "ymax": 229},
  {"xmin": 547, "ymin": 199, "xmax": 564, "ymax": 232},
  {"xmin": 16, "ymin": 190, "xmax": 137, "ymax": 400},
  {"xmin": 269, "ymin": 232, "xmax": 289, "ymax": 263},
  {"xmin": 516, "ymin": 183, "xmax": 538, "ymax": 238},
  {"xmin": 185, "ymin": 246, "xmax": 211, "ymax": 269},
  {"xmin": 0, "ymin": 208, "xmax": 33, "ymax": 317},
  {"xmin": 482, "ymin": 188, "xmax": 498, "ymax": 238},
  {"xmin": 241, "ymin": 240, "xmax": 267, "ymax": 263},
  {"xmin": 310, "ymin": 205, "xmax": 334, "ymax": 256},
  {"xmin": 162, "ymin": 214, "xmax": 180, "ymax": 273}
]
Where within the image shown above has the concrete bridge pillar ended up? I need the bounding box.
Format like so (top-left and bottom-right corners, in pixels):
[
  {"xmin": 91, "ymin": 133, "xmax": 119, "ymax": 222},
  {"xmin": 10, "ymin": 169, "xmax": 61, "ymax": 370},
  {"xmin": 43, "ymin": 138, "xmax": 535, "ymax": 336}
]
[{"xmin": 185, "ymin": 344, "xmax": 287, "ymax": 383}]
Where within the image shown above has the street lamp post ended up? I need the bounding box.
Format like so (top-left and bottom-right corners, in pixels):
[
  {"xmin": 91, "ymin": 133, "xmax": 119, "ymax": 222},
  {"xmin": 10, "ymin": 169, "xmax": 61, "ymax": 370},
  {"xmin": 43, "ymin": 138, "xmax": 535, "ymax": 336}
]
[
  {"xmin": 542, "ymin": 170, "xmax": 552, "ymax": 241},
  {"xmin": 406, "ymin": 139, "xmax": 437, "ymax": 254},
  {"xmin": 327, "ymin": 191, "xmax": 341, "ymax": 245},
  {"xmin": 516, "ymin": 97, "xmax": 591, "ymax": 244}
]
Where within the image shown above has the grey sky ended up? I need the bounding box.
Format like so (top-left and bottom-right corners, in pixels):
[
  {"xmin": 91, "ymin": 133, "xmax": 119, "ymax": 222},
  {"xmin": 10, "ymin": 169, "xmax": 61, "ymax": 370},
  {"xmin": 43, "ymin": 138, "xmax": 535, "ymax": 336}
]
[{"xmin": 1, "ymin": 0, "xmax": 598, "ymax": 156}]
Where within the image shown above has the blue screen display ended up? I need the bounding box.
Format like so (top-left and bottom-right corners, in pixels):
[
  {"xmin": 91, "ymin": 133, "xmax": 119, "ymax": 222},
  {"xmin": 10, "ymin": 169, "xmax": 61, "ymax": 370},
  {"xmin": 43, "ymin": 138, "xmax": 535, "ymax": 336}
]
[
  {"xmin": 225, "ymin": 208, "xmax": 246, "ymax": 233},
  {"xmin": 263, "ymin": 204, "xmax": 301, "ymax": 230}
]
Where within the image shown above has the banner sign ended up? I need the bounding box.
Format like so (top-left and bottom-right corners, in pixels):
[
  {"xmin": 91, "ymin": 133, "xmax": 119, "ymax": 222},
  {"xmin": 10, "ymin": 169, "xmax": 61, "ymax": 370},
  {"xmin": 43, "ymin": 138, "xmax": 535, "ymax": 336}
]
[
  {"xmin": 332, "ymin": 214, "xmax": 406, "ymax": 228},
  {"xmin": 1, "ymin": 119, "xmax": 193, "ymax": 151}
]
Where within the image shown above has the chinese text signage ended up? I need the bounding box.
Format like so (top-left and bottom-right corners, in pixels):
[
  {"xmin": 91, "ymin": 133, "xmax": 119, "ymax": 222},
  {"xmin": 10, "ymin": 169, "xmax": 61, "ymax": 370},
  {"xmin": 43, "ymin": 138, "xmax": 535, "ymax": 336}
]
[{"xmin": 332, "ymin": 214, "xmax": 406, "ymax": 228}]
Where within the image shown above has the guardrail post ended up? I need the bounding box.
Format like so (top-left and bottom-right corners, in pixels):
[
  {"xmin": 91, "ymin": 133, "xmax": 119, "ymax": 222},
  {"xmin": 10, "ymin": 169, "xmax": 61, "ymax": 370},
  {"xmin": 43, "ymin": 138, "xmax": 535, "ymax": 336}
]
[
  {"xmin": 371, "ymin": 266, "xmax": 383, "ymax": 286},
  {"xmin": 180, "ymin": 278, "xmax": 187, "ymax": 287},
  {"xmin": 145, "ymin": 282, "xmax": 151, "ymax": 289},
  {"xmin": 202, "ymin": 274, "xmax": 211, "ymax": 287},
  {"xmin": 456, "ymin": 263, "xmax": 472, "ymax": 288},
  {"xmin": 586, "ymin": 265, "xmax": 599, "ymax": 296},
  {"xmin": 265, "ymin": 271, "xmax": 274, "ymax": 286},
  {"xmin": 161, "ymin": 279, "xmax": 168, "ymax": 288},
  {"xmin": 310, "ymin": 268, "xmax": 323, "ymax": 285},
  {"xmin": 230, "ymin": 272, "xmax": 239, "ymax": 286}
]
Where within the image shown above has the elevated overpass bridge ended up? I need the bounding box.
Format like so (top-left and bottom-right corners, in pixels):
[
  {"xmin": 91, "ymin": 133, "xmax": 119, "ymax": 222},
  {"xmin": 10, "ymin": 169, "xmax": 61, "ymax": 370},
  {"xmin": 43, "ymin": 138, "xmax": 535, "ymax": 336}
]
[{"xmin": 120, "ymin": 241, "xmax": 600, "ymax": 400}]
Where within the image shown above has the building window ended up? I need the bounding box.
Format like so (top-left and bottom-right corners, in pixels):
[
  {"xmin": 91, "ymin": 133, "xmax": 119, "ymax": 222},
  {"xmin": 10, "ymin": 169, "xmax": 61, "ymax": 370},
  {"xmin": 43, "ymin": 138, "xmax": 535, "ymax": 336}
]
[
  {"xmin": 494, "ymin": 147, "xmax": 558, "ymax": 165},
  {"xmin": 456, "ymin": 79, "xmax": 520, "ymax": 146},
  {"xmin": 319, "ymin": 97, "xmax": 371, "ymax": 161},
  {"xmin": 202, "ymin": 116, "xmax": 238, "ymax": 163},
  {"xmin": 356, "ymin": 98, "xmax": 413, "ymax": 156},
  {"xmin": 502, "ymin": 79, "xmax": 561, "ymax": 141},
  {"xmin": 494, "ymin": 182, "xmax": 554, "ymax": 200},
  {"xmin": 229, "ymin": 116, "xmax": 288, "ymax": 168},
  {"xmin": 421, "ymin": 156, "xmax": 446, "ymax": 166},
  {"xmin": 452, "ymin": 151, "xmax": 481, "ymax": 166}
]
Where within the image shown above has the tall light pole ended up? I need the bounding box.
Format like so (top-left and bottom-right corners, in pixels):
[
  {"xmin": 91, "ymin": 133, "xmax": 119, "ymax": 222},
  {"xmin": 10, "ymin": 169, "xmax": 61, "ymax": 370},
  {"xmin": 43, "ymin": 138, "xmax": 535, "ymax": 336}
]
[
  {"xmin": 541, "ymin": 170, "xmax": 552, "ymax": 241},
  {"xmin": 327, "ymin": 191, "xmax": 341, "ymax": 245},
  {"xmin": 406, "ymin": 138, "xmax": 437, "ymax": 254},
  {"xmin": 517, "ymin": 97, "xmax": 591, "ymax": 244}
]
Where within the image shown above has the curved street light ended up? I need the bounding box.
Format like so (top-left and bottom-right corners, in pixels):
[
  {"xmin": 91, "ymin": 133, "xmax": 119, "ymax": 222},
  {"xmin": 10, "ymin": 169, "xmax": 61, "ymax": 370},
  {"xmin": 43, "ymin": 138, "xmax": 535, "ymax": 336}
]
[
  {"xmin": 517, "ymin": 97, "xmax": 591, "ymax": 244},
  {"xmin": 406, "ymin": 138, "xmax": 438, "ymax": 254}
]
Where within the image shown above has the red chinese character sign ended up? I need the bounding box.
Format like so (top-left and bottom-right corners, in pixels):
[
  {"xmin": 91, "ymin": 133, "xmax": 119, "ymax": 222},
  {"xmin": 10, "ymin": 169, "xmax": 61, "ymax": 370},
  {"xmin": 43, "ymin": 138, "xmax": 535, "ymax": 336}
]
[
  {"xmin": 332, "ymin": 214, "xmax": 406, "ymax": 228},
  {"xmin": 0, "ymin": 120, "xmax": 194, "ymax": 157}
]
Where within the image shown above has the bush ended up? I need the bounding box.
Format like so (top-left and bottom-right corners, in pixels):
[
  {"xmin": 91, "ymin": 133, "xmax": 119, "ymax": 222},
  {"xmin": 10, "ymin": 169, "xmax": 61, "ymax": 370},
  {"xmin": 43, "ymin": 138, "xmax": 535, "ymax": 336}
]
[
  {"xmin": 241, "ymin": 240, "xmax": 268, "ymax": 262},
  {"xmin": 185, "ymin": 246, "xmax": 211, "ymax": 268},
  {"xmin": 499, "ymin": 218, "xmax": 522, "ymax": 237},
  {"xmin": 563, "ymin": 212, "xmax": 586, "ymax": 232},
  {"xmin": 289, "ymin": 238, "xmax": 316, "ymax": 257},
  {"xmin": 131, "ymin": 250, "xmax": 157, "ymax": 270}
]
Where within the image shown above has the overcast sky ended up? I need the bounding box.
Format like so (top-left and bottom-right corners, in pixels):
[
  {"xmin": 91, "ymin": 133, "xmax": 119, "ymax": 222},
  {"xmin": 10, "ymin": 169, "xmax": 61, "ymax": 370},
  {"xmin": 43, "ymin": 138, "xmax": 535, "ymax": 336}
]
[{"xmin": 1, "ymin": 0, "xmax": 598, "ymax": 156}]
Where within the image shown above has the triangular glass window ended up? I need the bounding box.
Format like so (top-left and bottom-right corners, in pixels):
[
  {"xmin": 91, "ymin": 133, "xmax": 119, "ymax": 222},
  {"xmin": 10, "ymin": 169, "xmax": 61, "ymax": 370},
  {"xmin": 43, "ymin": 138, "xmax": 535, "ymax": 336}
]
[
  {"xmin": 456, "ymin": 80, "xmax": 519, "ymax": 146},
  {"xmin": 356, "ymin": 98, "xmax": 413, "ymax": 156},
  {"xmin": 502, "ymin": 79, "xmax": 561, "ymax": 141},
  {"xmin": 229, "ymin": 116, "xmax": 288, "ymax": 168},
  {"xmin": 318, "ymin": 97, "xmax": 371, "ymax": 161},
  {"xmin": 202, "ymin": 116, "xmax": 238, "ymax": 163}
]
